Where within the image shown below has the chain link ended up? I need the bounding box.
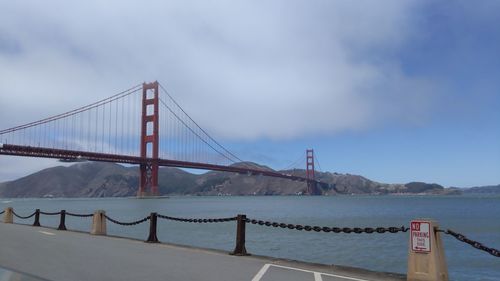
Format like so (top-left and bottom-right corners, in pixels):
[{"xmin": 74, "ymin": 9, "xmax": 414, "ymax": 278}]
[
  {"xmin": 40, "ymin": 211, "xmax": 61, "ymax": 215},
  {"xmin": 12, "ymin": 211, "xmax": 37, "ymax": 219},
  {"xmin": 444, "ymin": 229, "xmax": 499, "ymax": 258},
  {"xmin": 245, "ymin": 218, "xmax": 409, "ymax": 234},
  {"xmin": 157, "ymin": 214, "xmax": 237, "ymax": 223},
  {"xmin": 5, "ymin": 207, "xmax": 499, "ymax": 259},
  {"xmin": 104, "ymin": 214, "xmax": 150, "ymax": 226},
  {"xmin": 66, "ymin": 212, "xmax": 94, "ymax": 218}
]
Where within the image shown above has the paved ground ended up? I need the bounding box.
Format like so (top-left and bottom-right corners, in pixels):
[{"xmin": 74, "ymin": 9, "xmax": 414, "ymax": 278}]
[{"xmin": 0, "ymin": 223, "xmax": 405, "ymax": 281}]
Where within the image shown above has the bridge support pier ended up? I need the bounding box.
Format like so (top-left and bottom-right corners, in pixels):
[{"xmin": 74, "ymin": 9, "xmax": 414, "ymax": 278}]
[{"xmin": 138, "ymin": 161, "xmax": 159, "ymax": 197}]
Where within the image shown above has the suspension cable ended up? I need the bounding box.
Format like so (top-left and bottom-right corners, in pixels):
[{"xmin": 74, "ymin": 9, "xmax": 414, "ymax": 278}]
[
  {"xmin": 0, "ymin": 84, "xmax": 142, "ymax": 135},
  {"xmin": 282, "ymin": 152, "xmax": 305, "ymax": 171},
  {"xmin": 158, "ymin": 83, "xmax": 244, "ymax": 163},
  {"xmin": 158, "ymin": 98, "xmax": 235, "ymax": 164},
  {"xmin": 315, "ymin": 153, "xmax": 323, "ymax": 172}
]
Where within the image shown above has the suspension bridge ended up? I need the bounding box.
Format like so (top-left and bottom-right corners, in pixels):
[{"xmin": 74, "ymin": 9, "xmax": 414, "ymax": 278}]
[
  {"xmin": 1, "ymin": 82, "xmax": 498, "ymax": 280},
  {"xmin": 0, "ymin": 81, "xmax": 325, "ymax": 197}
]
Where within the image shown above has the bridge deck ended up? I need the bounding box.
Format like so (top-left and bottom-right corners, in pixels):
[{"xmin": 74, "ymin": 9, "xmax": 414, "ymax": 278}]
[{"xmin": 0, "ymin": 223, "xmax": 405, "ymax": 281}]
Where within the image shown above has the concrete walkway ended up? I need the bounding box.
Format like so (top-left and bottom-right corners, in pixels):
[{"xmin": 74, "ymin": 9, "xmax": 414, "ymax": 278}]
[{"xmin": 0, "ymin": 223, "xmax": 405, "ymax": 281}]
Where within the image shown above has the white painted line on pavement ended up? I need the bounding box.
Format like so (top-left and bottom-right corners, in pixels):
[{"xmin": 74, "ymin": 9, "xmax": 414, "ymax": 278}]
[
  {"xmin": 269, "ymin": 264, "xmax": 372, "ymax": 281},
  {"xmin": 38, "ymin": 231, "xmax": 55, "ymax": 236},
  {"xmin": 251, "ymin": 264, "xmax": 271, "ymax": 281},
  {"xmin": 314, "ymin": 272, "xmax": 323, "ymax": 281}
]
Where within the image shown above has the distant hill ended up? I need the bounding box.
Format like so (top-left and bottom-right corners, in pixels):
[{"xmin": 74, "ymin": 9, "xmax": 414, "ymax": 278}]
[
  {"xmin": 0, "ymin": 162, "xmax": 462, "ymax": 198},
  {"xmin": 0, "ymin": 162, "xmax": 197, "ymax": 198},
  {"xmin": 462, "ymin": 184, "xmax": 500, "ymax": 194}
]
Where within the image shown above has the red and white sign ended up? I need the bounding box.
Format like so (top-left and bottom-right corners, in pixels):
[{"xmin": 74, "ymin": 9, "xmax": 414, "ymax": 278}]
[{"xmin": 411, "ymin": 221, "xmax": 431, "ymax": 253}]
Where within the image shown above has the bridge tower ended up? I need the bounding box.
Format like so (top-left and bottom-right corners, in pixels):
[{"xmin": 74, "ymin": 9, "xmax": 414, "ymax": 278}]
[
  {"xmin": 138, "ymin": 81, "xmax": 160, "ymax": 197},
  {"xmin": 306, "ymin": 149, "xmax": 317, "ymax": 195}
]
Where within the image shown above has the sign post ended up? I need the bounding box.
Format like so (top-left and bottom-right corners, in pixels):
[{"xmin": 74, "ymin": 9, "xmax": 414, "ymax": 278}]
[{"xmin": 407, "ymin": 219, "xmax": 448, "ymax": 281}]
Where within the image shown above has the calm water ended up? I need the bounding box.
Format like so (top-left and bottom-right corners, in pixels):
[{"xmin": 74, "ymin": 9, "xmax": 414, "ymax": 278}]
[{"xmin": 2, "ymin": 195, "xmax": 499, "ymax": 281}]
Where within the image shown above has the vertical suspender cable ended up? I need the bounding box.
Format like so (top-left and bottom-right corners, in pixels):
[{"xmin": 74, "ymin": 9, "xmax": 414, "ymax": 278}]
[
  {"xmin": 55, "ymin": 119, "xmax": 58, "ymax": 148},
  {"xmin": 115, "ymin": 99, "xmax": 118, "ymax": 154},
  {"xmin": 101, "ymin": 103, "xmax": 104, "ymax": 152},
  {"xmin": 87, "ymin": 109, "xmax": 91, "ymax": 151},
  {"xmin": 34, "ymin": 121, "xmax": 37, "ymax": 147},
  {"xmin": 132, "ymin": 93, "xmax": 135, "ymax": 156},
  {"xmin": 108, "ymin": 102, "xmax": 112, "ymax": 154},
  {"xmin": 80, "ymin": 107, "xmax": 83, "ymax": 149},
  {"xmin": 127, "ymin": 94, "xmax": 130, "ymax": 155},
  {"xmin": 95, "ymin": 107, "xmax": 98, "ymax": 152},
  {"xmin": 71, "ymin": 114, "xmax": 74, "ymax": 150},
  {"xmin": 62, "ymin": 114, "xmax": 65, "ymax": 148},
  {"xmin": 121, "ymin": 97, "xmax": 124, "ymax": 155}
]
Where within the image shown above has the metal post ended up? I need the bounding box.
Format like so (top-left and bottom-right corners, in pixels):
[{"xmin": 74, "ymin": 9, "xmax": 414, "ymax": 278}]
[
  {"xmin": 57, "ymin": 210, "xmax": 67, "ymax": 230},
  {"xmin": 33, "ymin": 209, "xmax": 40, "ymax": 227},
  {"xmin": 231, "ymin": 214, "xmax": 249, "ymax": 256},
  {"xmin": 146, "ymin": 212, "xmax": 159, "ymax": 243}
]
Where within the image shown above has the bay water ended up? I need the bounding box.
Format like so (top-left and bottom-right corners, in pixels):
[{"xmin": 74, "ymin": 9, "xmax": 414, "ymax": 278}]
[{"xmin": 2, "ymin": 195, "xmax": 499, "ymax": 281}]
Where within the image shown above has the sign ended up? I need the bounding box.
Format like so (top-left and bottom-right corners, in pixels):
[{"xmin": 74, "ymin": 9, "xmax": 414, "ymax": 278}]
[{"xmin": 411, "ymin": 221, "xmax": 431, "ymax": 253}]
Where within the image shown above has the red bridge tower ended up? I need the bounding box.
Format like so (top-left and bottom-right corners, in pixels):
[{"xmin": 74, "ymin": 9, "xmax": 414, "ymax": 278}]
[
  {"xmin": 306, "ymin": 149, "xmax": 317, "ymax": 195},
  {"xmin": 138, "ymin": 81, "xmax": 160, "ymax": 197}
]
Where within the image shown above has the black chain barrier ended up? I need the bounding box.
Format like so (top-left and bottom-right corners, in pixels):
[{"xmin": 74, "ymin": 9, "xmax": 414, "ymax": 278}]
[
  {"xmin": 104, "ymin": 214, "xmax": 150, "ymax": 226},
  {"xmin": 245, "ymin": 218, "xmax": 409, "ymax": 234},
  {"xmin": 442, "ymin": 229, "xmax": 500, "ymax": 258},
  {"xmin": 12, "ymin": 210, "xmax": 37, "ymax": 220},
  {"xmin": 66, "ymin": 212, "xmax": 94, "ymax": 218},
  {"xmin": 157, "ymin": 214, "xmax": 237, "ymax": 223},
  {"xmin": 6, "ymin": 208, "xmax": 498, "ymax": 260},
  {"xmin": 39, "ymin": 211, "xmax": 62, "ymax": 216},
  {"xmin": 5, "ymin": 207, "xmax": 500, "ymax": 263}
]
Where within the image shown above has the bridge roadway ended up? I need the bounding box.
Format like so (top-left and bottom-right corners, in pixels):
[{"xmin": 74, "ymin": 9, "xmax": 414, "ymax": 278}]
[
  {"xmin": 0, "ymin": 223, "xmax": 405, "ymax": 281},
  {"xmin": 0, "ymin": 144, "xmax": 321, "ymax": 185}
]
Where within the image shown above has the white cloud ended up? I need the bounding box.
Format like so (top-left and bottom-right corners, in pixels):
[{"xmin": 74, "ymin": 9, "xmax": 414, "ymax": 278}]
[{"xmin": 0, "ymin": 0, "xmax": 431, "ymax": 142}]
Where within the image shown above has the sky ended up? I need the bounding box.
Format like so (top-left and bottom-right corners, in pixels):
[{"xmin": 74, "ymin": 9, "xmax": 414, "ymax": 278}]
[{"xmin": 0, "ymin": 0, "xmax": 499, "ymax": 187}]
